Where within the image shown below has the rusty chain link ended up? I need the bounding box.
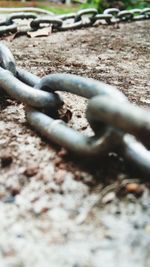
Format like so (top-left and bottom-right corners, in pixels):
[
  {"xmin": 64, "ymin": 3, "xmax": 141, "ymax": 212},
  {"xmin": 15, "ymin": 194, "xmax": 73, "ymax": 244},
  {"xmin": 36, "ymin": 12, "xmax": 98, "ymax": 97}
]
[{"xmin": 0, "ymin": 7, "xmax": 150, "ymax": 176}]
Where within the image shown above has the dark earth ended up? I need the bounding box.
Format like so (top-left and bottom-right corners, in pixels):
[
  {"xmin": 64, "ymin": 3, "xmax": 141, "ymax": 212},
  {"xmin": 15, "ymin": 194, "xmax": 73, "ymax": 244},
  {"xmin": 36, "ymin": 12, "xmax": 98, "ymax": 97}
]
[{"xmin": 0, "ymin": 18, "xmax": 150, "ymax": 267}]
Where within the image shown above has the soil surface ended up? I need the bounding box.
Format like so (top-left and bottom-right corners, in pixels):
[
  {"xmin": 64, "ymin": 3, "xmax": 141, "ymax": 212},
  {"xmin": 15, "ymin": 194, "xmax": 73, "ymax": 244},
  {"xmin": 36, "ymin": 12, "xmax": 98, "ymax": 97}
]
[{"xmin": 0, "ymin": 19, "xmax": 150, "ymax": 267}]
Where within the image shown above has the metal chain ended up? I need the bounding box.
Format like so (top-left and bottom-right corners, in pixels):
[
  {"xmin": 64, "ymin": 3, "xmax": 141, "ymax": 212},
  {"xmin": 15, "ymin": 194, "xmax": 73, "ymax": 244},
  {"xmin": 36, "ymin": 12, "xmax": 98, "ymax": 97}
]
[
  {"xmin": 0, "ymin": 7, "xmax": 150, "ymax": 35},
  {"xmin": 0, "ymin": 8, "xmax": 150, "ymax": 176}
]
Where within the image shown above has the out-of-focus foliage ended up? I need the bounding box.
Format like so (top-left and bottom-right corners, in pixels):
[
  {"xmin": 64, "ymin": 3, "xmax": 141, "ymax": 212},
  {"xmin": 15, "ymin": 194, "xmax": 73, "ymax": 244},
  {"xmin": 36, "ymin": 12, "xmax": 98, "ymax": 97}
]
[
  {"xmin": 2, "ymin": 1, "xmax": 149, "ymax": 14},
  {"xmin": 86, "ymin": 0, "xmax": 149, "ymax": 11}
]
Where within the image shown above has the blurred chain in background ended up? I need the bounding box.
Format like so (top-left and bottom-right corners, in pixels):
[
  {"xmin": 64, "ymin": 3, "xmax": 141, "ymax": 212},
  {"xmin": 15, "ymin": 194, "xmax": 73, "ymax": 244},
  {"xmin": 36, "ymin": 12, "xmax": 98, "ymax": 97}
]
[{"xmin": 0, "ymin": 7, "xmax": 150, "ymax": 35}]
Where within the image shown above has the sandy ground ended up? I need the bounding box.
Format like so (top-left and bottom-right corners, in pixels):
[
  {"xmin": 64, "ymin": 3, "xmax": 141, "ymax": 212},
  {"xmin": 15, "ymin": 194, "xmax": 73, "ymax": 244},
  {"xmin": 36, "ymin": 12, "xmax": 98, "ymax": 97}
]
[{"xmin": 0, "ymin": 19, "xmax": 150, "ymax": 267}]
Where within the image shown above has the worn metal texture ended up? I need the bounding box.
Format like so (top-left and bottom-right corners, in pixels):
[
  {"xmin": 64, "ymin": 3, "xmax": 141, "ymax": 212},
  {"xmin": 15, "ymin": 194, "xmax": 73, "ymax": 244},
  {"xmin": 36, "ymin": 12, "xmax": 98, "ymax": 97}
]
[
  {"xmin": 0, "ymin": 40, "xmax": 149, "ymax": 176},
  {"xmin": 0, "ymin": 68, "xmax": 63, "ymax": 108},
  {"xmin": 87, "ymin": 96, "xmax": 150, "ymax": 146},
  {"xmin": 0, "ymin": 22, "xmax": 17, "ymax": 36},
  {"xmin": 6, "ymin": 12, "xmax": 37, "ymax": 24},
  {"xmin": 74, "ymin": 8, "xmax": 98, "ymax": 22},
  {"xmin": 16, "ymin": 67, "xmax": 40, "ymax": 87},
  {"xmin": 121, "ymin": 135, "xmax": 150, "ymax": 174},
  {"xmin": 26, "ymin": 106, "xmax": 115, "ymax": 156},
  {"xmin": 0, "ymin": 42, "xmax": 16, "ymax": 74},
  {"xmin": 30, "ymin": 17, "xmax": 63, "ymax": 30}
]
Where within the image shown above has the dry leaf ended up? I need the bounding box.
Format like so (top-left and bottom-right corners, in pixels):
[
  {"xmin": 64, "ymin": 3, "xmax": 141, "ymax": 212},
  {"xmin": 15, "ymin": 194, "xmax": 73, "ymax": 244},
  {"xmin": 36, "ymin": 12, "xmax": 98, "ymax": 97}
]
[
  {"xmin": 3, "ymin": 32, "xmax": 17, "ymax": 42},
  {"xmin": 59, "ymin": 109, "xmax": 72, "ymax": 123},
  {"xmin": 27, "ymin": 27, "xmax": 52, "ymax": 38}
]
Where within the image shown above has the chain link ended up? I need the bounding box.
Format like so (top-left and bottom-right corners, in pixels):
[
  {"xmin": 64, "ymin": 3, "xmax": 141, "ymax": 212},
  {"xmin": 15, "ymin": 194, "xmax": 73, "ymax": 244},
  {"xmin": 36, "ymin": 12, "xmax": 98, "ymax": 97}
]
[
  {"xmin": 30, "ymin": 16, "xmax": 63, "ymax": 30},
  {"xmin": 6, "ymin": 12, "xmax": 37, "ymax": 25},
  {"xmin": 0, "ymin": 7, "xmax": 150, "ymax": 175},
  {"xmin": 0, "ymin": 23, "xmax": 17, "ymax": 36}
]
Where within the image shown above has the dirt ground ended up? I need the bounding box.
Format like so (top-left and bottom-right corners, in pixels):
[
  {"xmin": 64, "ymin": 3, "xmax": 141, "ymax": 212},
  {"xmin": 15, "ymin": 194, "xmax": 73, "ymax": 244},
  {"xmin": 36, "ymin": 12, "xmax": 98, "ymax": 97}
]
[{"xmin": 0, "ymin": 19, "xmax": 150, "ymax": 267}]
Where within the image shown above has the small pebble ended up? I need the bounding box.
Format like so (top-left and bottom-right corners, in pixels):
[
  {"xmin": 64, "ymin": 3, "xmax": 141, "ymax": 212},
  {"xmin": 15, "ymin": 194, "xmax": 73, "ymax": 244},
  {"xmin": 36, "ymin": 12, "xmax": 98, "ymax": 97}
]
[
  {"xmin": 1, "ymin": 149, "xmax": 13, "ymax": 167},
  {"xmin": 126, "ymin": 183, "xmax": 144, "ymax": 196},
  {"xmin": 24, "ymin": 163, "xmax": 39, "ymax": 177},
  {"xmin": 10, "ymin": 184, "xmax": 21, "ymax": 196}
]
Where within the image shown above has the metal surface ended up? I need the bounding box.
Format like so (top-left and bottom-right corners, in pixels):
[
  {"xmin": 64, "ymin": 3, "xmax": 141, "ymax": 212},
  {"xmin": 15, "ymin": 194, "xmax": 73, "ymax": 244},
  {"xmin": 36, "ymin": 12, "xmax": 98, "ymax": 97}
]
[
  {"xmin": 6, "ymin": 12, "xmax": 37, "ymax": 24},
  {"xmin": 38, "ymin": 73, "xmax": 126, "ymax": 100},
  {"xmin": 90, "ymin": 14, "xmax": 113, "ymax": 24},
  {"xmin": 0, "ymin": 43, "xmax": 16, "ymax": 75},
  {"xmin": 60, "ymin": 20, "xmax": 83, "ymax": 31},
  {"xmin": 87, "ymin": 96, "xmax": 150, "ymax": 146},
  {"xmin": 0, "ymin": 22, "xmax": 17, "ymax": 36},
  {"xmin": 0, "ymin": 8, "xmax": 150, "ymax": 175},
  {"xmin": 121, "ymin": 135, "xmax": 150, "ymax": 174},
  {"xmin": 0, "ymin": 68, "xmax": 62, "ymax": 108},
  {"xmin": 26, "ymin": 106, "xmax": 115, "ymax": 156},
  {"xmin": 58, "ymin": 13, "xmax": 76, "ymax": 21},
  {"xmin": 30, "ymin": 17, "xmax": 63, "ymax": 30},
  {"xmin": 74, "ymin": 8, "xmax": 98, "ymax": 23},
  {"xmin": 16, "ymin": 67, "xmax": 40, "ymax": 87},
  {"xmin": 117, "ymin": 11, "xmax": 133, "ymax": 21}
]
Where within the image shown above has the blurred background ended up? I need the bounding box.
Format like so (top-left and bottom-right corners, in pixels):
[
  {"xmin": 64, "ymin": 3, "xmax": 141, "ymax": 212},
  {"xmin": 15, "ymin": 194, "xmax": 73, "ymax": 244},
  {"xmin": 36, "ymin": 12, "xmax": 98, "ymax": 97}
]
[{"xmin": 0, "ymin": 0, "xmax": 149, "ymax": 14}]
